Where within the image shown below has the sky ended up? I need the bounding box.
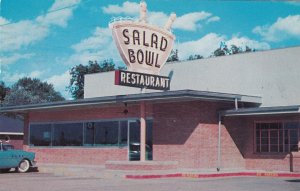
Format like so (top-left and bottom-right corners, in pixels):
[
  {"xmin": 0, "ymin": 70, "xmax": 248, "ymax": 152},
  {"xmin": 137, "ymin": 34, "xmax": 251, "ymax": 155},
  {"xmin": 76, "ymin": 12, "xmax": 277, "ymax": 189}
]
[{"xmin": 1, "ymin": 0, "xmax": 300, "ymax": 99}]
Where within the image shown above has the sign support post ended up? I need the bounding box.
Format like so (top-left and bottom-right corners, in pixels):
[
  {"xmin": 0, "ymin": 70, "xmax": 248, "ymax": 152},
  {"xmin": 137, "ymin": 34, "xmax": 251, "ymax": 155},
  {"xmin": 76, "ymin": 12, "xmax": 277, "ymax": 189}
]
[{"xmin": 110, "ymin": 1, "xmax": 176, "ymax": 162}]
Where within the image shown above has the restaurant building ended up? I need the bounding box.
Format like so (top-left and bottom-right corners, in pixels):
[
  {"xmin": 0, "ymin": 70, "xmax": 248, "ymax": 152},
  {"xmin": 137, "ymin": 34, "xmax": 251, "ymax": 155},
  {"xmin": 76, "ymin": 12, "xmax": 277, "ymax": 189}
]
[{"xmin": 1, "ymin": 46, "xmax": 299, "ymax": 172}]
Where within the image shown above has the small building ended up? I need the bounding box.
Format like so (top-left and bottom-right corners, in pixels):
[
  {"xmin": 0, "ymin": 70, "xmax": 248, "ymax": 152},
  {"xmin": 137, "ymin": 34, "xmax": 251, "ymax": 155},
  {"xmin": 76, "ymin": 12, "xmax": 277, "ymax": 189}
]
[
  {"xmin": 0, "ymin": 46, "xmax": 299, "ymax": 172},
  {"xmin": 0, "ymin": 115, "xmax": 24, "ymax": 150}
]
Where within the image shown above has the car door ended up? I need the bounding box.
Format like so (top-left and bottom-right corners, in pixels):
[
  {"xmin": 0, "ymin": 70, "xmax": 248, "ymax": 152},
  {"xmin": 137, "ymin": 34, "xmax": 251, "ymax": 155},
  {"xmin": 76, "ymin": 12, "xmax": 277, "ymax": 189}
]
[{"xmin": 0, "ymin": 149, "xmax": 20, "ymax": 168}]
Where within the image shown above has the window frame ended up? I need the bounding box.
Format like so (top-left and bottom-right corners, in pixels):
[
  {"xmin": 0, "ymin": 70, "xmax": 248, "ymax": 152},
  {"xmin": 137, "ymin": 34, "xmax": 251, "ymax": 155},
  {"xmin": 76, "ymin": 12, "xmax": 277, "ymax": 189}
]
[
  {"xmin": 254, "ymin": 120, "xmax": 300, "ymax": 154},
  {"xmin": 28, "ymin": 117, "xmax": 153, "ymax": 148}
]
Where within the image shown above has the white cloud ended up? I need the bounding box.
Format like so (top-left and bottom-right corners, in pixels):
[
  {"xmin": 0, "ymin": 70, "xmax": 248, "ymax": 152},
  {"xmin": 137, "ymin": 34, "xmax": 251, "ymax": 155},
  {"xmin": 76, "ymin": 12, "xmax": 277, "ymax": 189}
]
[
  {"xmin": 1, "ymin": 69, "xmax": 45, "ymax": 84},
  {"xmin": 286, "ymin": 1, "xmax": 300, "ymax": 6},
  {"xmin": 147, "ymin": 11, "xmax": 168, "ymax": 27},
  {"xmin": 226, "ymin": 36, "xmax": 270, "ymax": 51},
  {"xmin": 0, "ymin": 0, "xmax": 80, "ymax": 52},
  {"xmin": 173, "ymin": 12, "xmax": 211, "ymax": 31},
  {"xmin": 177, "ymin": 33, "xmax": 225, "ymax": 59},
  {"xmin": 1, "ymin": 72, "xmax": 26, "ymax": 84},
  {"xmin": 177, "ymin": 33, "xmax": 270, "ymax": 60},
  {"xmin": 1, "ymin": 53, "xmax": 34, "ymax": 65},
  {"xmin": 71, "ymin": 27, "xmax": 112, "ymax": 52},
  {"xmin": 102, "ymin": 1, "xmax": 219, "ymax": 31},
  {"xmin": 46, "ymin": 70, "xmax": 71, "ymax": 99},
  {"xmin": 253, "ymin": 15, "xmax": 300, "ymax": 42},
  {"xmin": 102, "ymin": 1, "xmax": 139, "ymax": 16},
  {"xmin": 36, "ymin": 0, "xmax": 80, "ymax": 27},
  {"xmin": 29, "ymin": 70, "xmax": 44, "ymax": 78},
  {"xmin": 206, "ymin": 16, "xmax": 220, "ymax": 24},
  {"xmin": 68, "ymin": 27, "xmax": 122, "ymax": 66},
  {"xmin": 0, "ymin": 17, "xmax": 10, "ymax": 25}
]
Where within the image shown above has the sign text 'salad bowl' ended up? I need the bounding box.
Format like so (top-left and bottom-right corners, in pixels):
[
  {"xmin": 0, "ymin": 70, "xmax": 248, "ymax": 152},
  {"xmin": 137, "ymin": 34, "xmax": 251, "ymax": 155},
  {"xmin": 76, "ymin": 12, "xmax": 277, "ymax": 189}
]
[{"xmin": 109, "ymin": 2, "xmax": 176, "ymax": 75}]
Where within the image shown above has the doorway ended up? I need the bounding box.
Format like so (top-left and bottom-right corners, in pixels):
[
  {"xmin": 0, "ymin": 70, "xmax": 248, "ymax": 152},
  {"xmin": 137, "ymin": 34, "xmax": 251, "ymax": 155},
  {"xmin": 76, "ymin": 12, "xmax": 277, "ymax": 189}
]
[{"xmin": 128, "ymin": 120, "xmax": 153, "ymax": 161}]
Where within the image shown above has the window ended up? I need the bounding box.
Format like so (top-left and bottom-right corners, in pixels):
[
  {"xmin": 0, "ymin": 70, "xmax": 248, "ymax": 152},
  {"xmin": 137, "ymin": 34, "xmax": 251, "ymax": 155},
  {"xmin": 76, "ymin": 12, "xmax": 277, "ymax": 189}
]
[
  {"xmin": 29, "ymin": 119, "xmax": 130, "ymax": 147},
  {"xmin": 53, "ymin": 123, "xmax": 83, "ymax": 146},
  {"xmin": 30, "ymin": 124, "xmax": 52, "ymax": 146},
  {"xmin": 84, "ymin": 121, "xmax": 128, "ymax": 146},
  {"xmin": 255, "ymin": 121, "xmax": 299, "ymax": 153}
]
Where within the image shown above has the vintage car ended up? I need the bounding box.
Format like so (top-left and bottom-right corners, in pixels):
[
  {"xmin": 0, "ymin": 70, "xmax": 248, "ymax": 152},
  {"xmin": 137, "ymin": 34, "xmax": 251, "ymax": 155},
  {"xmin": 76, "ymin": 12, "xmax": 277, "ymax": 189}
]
[
  {"xmin": 129, "ymin": 142, "xmax": 153, "ymax": 161},
  {"xmin": 0, "ymin": 141, "xmax": 36, "ymax": 173}
]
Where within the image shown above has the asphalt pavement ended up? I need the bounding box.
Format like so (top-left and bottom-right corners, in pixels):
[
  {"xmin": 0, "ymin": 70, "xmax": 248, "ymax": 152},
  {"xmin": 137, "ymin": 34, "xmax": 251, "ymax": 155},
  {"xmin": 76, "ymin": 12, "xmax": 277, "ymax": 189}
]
[{"xmin": 1, "ymin": 171, "xmax": 300, "ymax": 191}]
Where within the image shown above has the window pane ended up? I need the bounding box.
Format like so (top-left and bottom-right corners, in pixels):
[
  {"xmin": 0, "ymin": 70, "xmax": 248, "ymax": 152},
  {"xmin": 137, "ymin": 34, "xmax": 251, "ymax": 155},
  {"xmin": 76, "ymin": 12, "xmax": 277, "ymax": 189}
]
[
  {"xmin": 84, "ymin": 122, "xmax": 95, "ymax": 146},
  {"xmin": 30, "ymin": 124, "xmax": 52, "ymax": 146},
  {"xmin": 119, "ymin": 121, "xmax": 128, "ymax": 146},
  {"xmin": 260, "ymin": 123, "xmax": 269, "ymax": 130},
  {"xmin": 53, "ymin": 123, "xmax": 83, "ymax": 146},
  {"xmin": 261, "ymin": 130, "xmax": 268, "ymax": 138},
  {"xmin": 95, "ymin": 121, "xmax": 118, "ymax": 146},
  {"xmin": 261, "ymin": 138, "xmax": 268, "ymax": 144},
  {"xmin": 261, "ymin": 145, "xmax": 268, "ymax": 152},
  {"xmin": 270, "ymin": 145, "xmax": 278, "ymax": 152}
]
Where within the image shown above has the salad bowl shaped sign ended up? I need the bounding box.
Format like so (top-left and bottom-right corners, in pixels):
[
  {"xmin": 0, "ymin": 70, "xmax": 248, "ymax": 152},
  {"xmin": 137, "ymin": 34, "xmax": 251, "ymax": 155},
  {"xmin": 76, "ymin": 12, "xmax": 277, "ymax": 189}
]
[{"xmin": 109, "ymin": 2, "xmax": 176, "ymax": 75}]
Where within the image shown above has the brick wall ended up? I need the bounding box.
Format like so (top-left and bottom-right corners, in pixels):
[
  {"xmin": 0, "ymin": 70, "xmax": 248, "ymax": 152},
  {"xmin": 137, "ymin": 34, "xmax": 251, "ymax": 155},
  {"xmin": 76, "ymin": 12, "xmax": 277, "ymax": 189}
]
[
  {"xmin": 22, "ymin": 100, "xmax": 299, "ymax": 171},
  {"xmin": 152, "ymin": 101, "xmax": 244, "ymax": 169},
  {"xmin": 25, "ymin": 146, "xmax": 127, "ymax": 165},
  {"xmin": 24, "ymin": 104, "xmax": 152, "ymax": 165},
  {"xmin": 224, "ymin": 114, "xmax": 300, "ymax": 172},
  {"xmin": 9, "ymin": 135, "xmax": 23, "ymax": 150}
]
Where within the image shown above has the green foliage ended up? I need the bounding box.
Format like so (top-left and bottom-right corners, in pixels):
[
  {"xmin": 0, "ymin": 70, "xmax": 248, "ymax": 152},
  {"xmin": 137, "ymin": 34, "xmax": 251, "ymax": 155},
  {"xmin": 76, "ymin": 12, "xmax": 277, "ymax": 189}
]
[
  {"xmin": 3, "ymin": 77, "xmax": 65, "ymax": 106},
  {"xmin": 188, "ymin": 54, "xmax": 204, "ymax": 60},
  {"xmin": 167, "ymin": 49, "xmax": 179, "ymax": 62},
  {"xmin": 67, "ymin": 59, "xmax": 118, "ymax": 99},
  {"xmin": 0, "ymin": 81, "xmax": 9, "ymax": 103},
  {"xmin": 212, "ymin": 44, "xmax": 254, "ymax": 57}
]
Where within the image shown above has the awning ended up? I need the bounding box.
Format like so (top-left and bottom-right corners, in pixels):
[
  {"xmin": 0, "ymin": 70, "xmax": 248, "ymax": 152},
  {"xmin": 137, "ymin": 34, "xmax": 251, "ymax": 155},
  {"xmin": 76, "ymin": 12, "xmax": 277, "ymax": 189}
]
[
  {"xmin": 221, "ymin": 105, "xmax": 300, "ymax": 117},
  {"xmin": 0, "ymin": 89, "xmax": 262, "ymax": 113}
]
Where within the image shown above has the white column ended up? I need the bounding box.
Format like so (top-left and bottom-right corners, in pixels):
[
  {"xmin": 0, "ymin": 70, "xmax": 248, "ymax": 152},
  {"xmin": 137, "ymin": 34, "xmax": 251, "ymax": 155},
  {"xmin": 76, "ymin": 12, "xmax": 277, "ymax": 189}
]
[{"xmin": 140, "ymin": 101, "xmax": 146, "ymax": 161}]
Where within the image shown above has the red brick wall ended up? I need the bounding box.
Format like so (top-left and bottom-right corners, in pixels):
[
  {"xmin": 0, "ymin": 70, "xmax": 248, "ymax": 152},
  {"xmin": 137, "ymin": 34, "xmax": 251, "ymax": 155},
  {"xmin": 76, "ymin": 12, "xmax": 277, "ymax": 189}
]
[
  {"xmin": 152, "ymin": 101, "xmax": 244, "ymax": 169},
  {"xmin": 9, "ymin": 135, "xmax": 23, "ymax": 150},
  {"xmin": 24, "ymin": 104, "xmax": 152, "ymax": 165},
  {"xmin": 224, "ymin": 114, "xmax": 300, "ymax": 172},
  {"xmin": 23, "ymin": 100, "xmax": 300, "ymax": 171},
  {"xmin": 25, "ymin": 146, "xmax": 127, "ymax": 165}
]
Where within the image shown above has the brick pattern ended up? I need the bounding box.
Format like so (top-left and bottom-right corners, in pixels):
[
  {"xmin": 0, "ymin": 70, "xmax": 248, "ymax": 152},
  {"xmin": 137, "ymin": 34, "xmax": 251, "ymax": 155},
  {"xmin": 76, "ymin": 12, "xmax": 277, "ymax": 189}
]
[
  {"xmin": 224, "ymin": 114, "xmax": 300, "ymax": 172},
  {"xmin": 22, "ymin": 100, "xmax": 300, "ymax": 171},
  {"xmin": 25, "ymin": 146, "xmax": 127, "ymax": 165},
  {"xmin": 8, "ymin": 135, "xmax": 23, "ymax": 150},
  {"xmin": 152, "ymin": 101, "xmax": 244, "ymax": 169}
]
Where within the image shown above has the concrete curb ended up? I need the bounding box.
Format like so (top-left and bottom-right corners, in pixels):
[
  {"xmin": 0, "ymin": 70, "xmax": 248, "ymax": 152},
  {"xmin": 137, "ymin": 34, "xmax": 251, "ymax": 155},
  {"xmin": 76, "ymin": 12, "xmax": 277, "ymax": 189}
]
[{"xmin": 126, "ymin": 172, "xmax": 300, "ymax": 179}]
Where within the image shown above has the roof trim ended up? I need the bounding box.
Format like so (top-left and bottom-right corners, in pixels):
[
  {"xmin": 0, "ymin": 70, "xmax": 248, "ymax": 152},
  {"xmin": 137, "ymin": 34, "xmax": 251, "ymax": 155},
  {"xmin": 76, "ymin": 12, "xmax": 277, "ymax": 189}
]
[
  {"xmin": 0, "ymin": 89, "xmax": 262, "ymax": 113},
  {"xmin": 0, "ymin": 132, "xmax": 24, "ymax": 135},
  {"xmin": 221, "ymin": 105, "xmax": 300, "ymax": 117}
]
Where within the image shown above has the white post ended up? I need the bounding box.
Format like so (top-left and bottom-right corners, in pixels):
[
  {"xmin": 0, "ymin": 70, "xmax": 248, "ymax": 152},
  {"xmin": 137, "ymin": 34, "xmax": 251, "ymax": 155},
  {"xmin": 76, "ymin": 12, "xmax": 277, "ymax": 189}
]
[
  {"xmin": 140, "ymin": 100, "xmax": 146, "ymax": 161},
  {"xmin": 217, "ymin": 114, "xmax": 222, "ymax": 171}
]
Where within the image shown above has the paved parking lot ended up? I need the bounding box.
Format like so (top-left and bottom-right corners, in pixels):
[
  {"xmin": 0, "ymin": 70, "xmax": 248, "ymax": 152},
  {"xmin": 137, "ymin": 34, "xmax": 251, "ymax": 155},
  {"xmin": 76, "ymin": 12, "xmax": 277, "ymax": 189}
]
[{"xmin": 0, "ymin": 171, "xmax": 300, "ymax": 191}]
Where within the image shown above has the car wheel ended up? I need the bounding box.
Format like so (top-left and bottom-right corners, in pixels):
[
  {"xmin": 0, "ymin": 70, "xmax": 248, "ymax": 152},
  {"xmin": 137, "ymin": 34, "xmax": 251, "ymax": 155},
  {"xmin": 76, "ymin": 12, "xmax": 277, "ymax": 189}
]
[{"xmin": 18, "ymin": 159, "xmax": 30, "ymax": 173}]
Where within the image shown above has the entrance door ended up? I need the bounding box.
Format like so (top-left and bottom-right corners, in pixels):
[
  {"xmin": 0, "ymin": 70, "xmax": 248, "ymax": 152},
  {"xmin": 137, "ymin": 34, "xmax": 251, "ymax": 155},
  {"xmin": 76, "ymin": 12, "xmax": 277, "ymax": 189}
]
[{"xmin": 128, "ymin": 120, "xmax": 153, "ymax": 161}]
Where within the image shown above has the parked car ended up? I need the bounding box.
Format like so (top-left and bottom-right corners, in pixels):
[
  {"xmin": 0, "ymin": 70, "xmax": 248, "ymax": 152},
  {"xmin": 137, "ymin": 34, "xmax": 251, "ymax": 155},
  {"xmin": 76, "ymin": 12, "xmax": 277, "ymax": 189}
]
[
  {"xmin": 0, "ymin": 142, "xmax": 36, "ymax": 173},
  {"xmin": 129, "ymin": 142, "xmax": 152, "ymax": 161}
]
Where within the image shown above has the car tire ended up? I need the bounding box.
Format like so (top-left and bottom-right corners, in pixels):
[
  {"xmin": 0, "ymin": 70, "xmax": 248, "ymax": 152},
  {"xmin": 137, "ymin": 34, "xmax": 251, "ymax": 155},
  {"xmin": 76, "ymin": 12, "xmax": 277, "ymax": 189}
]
[{"xmin": 18, "ymin": 159, "xmax": 30, "ymax": 173}]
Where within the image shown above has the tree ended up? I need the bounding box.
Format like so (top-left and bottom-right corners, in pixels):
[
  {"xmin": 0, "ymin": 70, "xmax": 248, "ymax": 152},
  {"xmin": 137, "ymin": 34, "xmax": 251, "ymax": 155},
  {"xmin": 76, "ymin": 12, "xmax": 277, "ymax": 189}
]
[
  {"xmin": 3, "ymin": 77, "xmax": 65, "ymax": 106},
  {"xmin": 212, "ymin": 44, "xmax": 254, "ymax": 57},
  {"xmin": 167, "ymin": 49, "xmax": 179, "ymax": 62},
  {"xmin": 188, "ymin": 54, "xmax": 204, "ymax": 60},
  {"xmin": 0, "ymin": 81, "xmax": 9, "ymax": 104},
  {"xmin": 67, "ymin": 59, "xmax": 118, "ymax": 99}
]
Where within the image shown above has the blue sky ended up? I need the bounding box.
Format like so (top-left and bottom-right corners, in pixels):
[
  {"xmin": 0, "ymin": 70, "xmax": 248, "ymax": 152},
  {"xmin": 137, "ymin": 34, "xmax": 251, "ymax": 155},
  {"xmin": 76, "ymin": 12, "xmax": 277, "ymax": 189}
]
[{"xmin": 1, "ymin": 0, "xmax": 300, "ymax": 99}]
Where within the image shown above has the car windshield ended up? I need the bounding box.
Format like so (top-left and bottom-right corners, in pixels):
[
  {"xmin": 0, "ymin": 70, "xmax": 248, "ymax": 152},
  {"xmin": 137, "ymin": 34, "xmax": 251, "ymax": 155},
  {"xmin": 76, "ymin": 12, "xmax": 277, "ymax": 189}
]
[{"xmin": 3, "ymin": 144, "xmax": 14, "ymax": 151}]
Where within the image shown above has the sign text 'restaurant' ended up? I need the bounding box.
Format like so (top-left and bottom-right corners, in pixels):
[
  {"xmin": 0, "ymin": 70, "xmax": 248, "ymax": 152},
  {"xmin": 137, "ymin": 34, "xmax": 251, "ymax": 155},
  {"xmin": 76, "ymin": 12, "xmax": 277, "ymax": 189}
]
[{"xmin": 115, "ymin": 70, "xmax": 170, "ymax": 90}]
